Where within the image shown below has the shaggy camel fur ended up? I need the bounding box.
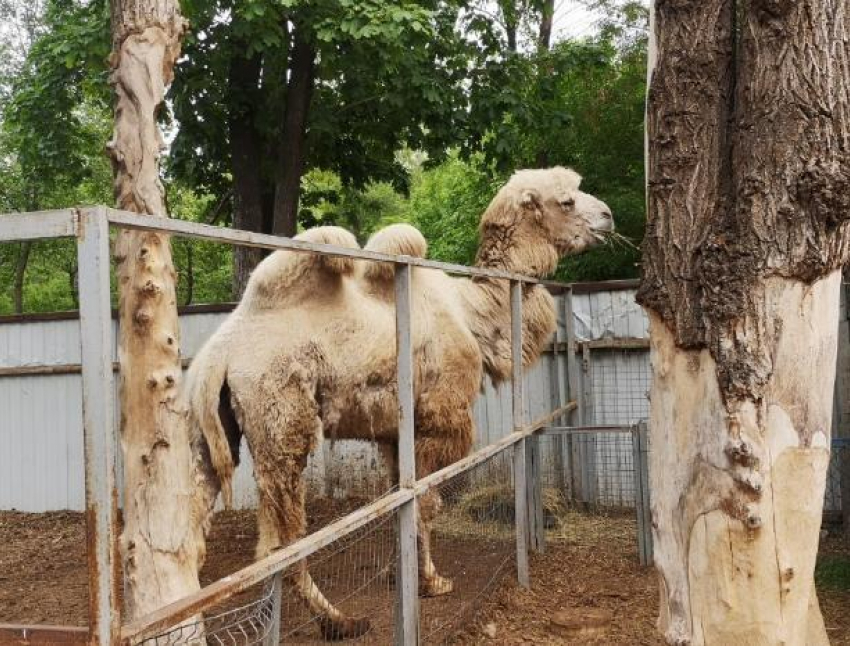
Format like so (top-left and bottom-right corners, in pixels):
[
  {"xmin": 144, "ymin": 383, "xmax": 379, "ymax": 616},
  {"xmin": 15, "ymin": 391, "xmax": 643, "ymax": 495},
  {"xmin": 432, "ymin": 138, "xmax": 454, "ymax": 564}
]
[{"xmin": 184, "ymin": 167, "xmax": 614, "ymax": 639}]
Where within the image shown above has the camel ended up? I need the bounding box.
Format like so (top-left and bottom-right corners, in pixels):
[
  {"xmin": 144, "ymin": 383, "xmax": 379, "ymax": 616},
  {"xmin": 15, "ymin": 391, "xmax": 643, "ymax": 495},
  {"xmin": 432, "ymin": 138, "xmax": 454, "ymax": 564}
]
[{"xmin": 184, "ymin": 166, "xmax": 614, "ymax": 639}]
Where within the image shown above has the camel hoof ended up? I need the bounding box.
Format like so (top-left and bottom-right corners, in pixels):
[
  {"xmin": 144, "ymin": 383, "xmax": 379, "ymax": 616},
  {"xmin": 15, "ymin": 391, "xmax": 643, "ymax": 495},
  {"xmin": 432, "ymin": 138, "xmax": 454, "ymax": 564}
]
[
  {"xmin": 318, "ymin": 616, "xmax": 371, "ymax": 641},
  {"xmin": 420, "ymin": 574, "xmax": 454, "ymax": 597}
]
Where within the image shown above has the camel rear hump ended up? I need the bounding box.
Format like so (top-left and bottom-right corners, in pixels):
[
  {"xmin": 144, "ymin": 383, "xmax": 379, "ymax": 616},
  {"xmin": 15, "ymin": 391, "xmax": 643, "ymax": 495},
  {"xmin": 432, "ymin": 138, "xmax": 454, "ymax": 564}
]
[{"xmin": 361, "ymin": 224, "xmax": 428, "ymax": 283}]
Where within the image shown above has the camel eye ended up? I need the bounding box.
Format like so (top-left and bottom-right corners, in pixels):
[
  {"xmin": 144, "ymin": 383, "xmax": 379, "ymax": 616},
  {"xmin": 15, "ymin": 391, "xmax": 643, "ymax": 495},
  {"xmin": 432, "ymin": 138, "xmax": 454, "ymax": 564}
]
[{"xmin": 561, "ymin": 198, "xmax": 575, "ymax": 209}]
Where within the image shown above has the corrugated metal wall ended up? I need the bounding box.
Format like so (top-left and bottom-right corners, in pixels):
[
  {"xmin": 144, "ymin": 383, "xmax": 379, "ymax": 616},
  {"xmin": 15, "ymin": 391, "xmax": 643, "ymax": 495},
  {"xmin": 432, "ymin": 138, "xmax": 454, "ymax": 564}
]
[
  {"xmin": 4, "ymin": 285, "xmax": 843, "ymax": 514},
  {"xmin": 0, "ymin": 296, "xmax": 571, "ymax": 512}
]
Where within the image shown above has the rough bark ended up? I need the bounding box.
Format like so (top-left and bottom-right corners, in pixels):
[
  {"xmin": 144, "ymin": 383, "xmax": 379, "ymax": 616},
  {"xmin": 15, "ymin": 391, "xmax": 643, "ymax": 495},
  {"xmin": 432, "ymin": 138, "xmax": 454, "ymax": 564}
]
[
  {"xmin": 227, "ymin": 46, "xmax": 265, "ymax": 297},
  {"xmin": 272, "ymin": 29, "xmax": 315, "ymax": 238},
  {"xmin": 13, "ymin": 241, "xmax": 31, "ymax": 314},
  {"xmin": 108, "ymin": 0, "xmax": 215, "ymax": 619},
  {"xmin": 639, "ymin": 0, "xmax": 850, "ymax": 643}
]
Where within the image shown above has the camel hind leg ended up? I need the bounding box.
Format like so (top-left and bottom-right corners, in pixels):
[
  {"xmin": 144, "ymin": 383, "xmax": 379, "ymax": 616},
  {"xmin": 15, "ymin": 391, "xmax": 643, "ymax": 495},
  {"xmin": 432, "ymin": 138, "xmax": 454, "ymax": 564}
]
[
  {"xmin": 414, "ymin": 398, "xmax": 476, "ymax": 598},
  {"xmin": 235, "ymin": 363, "xmax": 370, "ymax": 641}
]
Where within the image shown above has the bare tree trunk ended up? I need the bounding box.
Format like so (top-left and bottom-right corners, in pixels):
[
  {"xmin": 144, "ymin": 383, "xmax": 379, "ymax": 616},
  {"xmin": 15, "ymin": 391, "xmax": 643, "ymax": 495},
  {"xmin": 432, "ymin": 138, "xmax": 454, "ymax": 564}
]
[
  {"xmin": 228, "ymin": 45, "xmax": 265, "ymax": 297},
  {"xmin": 108, "ymin": 0, "xmax": 215, "ymax": 619},
  {"xmin": 534, "ymin": 0, "xmax": 554, "ymax": 168},
  {"xmin": 272, "ymin": 28, "xmax": 315, "ymax": 237},
  {"xmin": 639, "ymin": 1, "xmax": 850, "ymax": 644},
  {"xmin": 499, "ymin": 0, "xmax": 519, "ymax": 52},
  {"xmin": 537, "ymin": 0, "xmax": 554, "ymax": 52},
  {"xmin": 13, "ymin": 241, "xmax": 31, "ymax": 313}
]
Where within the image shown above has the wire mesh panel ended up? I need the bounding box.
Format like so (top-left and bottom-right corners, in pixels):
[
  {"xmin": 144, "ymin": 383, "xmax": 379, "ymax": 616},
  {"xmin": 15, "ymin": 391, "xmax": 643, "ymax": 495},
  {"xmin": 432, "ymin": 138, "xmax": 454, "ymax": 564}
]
[
  {"xmin": 278, "ymin": 510, "xmax": 398, "ymax": 644},
  {"xmin": 131, "ymin": 509, "xmax": 399, "ymax": 646},
  {"xmin": 132, "ymin": 582, "xmax": 277, "ymax": 645},
  {"xmin": 539, "ymin": 431, "xmax": 637, "ymax": 512},
  {"xmin": 536, "ymin": 429, "xmax": 644, "ymax": 566},
  {"xmin": 420, "ymin": 449, "xmax": 516, "ymax": 645},
  {"xmin": 589, "ymin": 349, "xmax": 650, "ymax": 426}
]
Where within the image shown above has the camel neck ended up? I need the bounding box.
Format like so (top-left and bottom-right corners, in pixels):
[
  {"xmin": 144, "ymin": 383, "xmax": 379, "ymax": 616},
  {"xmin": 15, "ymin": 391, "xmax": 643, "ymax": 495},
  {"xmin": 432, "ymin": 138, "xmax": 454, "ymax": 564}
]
[
  {"xmin": 473, "ymin": 223, "xmax": 559, "ymax": 277},
  {"xmin": 460, "ymin": 276, "xmax": 556, "ymax": 384}
]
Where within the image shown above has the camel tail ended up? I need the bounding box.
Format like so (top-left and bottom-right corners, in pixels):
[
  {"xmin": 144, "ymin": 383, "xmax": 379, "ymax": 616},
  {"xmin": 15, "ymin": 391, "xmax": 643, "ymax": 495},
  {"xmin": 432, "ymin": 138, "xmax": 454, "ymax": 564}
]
[
  {"xmin": 184, "ymin": 340, "xmax": 240, "ymax": 508},
  {"xmin": 362, "ymin": 224, "xmax": 428, "ymax": 282}
]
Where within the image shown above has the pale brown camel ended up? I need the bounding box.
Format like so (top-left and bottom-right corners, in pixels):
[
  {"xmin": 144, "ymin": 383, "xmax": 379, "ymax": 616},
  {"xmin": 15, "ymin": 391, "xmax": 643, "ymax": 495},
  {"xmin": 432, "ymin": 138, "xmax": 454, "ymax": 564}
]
[{"xmin": 184, "ymin": 167, "xmax": 614, "ymax": 639}]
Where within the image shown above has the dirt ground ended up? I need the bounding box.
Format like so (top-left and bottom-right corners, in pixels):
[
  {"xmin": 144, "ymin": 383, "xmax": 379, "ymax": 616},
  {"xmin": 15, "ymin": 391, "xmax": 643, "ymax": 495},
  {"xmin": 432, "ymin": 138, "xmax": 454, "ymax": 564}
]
[{"xmin": 2, "ymin": 505, "xmax": 849, "ymax": 645}]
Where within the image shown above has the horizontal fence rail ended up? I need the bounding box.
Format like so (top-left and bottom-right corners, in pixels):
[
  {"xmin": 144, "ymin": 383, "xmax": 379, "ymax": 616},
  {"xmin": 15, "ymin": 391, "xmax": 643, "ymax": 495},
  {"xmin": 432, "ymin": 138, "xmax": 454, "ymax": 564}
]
[
  {"xmin": 104, "ymin": 208, "xmax": 546, "ymax": 284},
  {"xmin": 0, "ymin": 209, "xmax": 78, "ymax": 240},
  {"xmin": 1, "ymin": 207, "xmax": 545, "ymax": 283}
]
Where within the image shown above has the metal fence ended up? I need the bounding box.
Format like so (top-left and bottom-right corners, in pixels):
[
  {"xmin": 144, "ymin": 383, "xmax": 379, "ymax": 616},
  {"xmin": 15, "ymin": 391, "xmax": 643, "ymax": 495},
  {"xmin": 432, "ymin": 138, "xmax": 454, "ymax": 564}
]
[{"xmin": 0, "ymin": 207, "xmax": 575, "ymax": 646}]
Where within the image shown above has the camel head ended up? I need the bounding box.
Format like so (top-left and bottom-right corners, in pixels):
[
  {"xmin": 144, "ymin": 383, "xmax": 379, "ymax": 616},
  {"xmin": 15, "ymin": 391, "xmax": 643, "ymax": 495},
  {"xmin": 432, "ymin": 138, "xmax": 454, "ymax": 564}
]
[{"xmin": 476, "ymin": 166, "xmax": 615, "ymax": 275}]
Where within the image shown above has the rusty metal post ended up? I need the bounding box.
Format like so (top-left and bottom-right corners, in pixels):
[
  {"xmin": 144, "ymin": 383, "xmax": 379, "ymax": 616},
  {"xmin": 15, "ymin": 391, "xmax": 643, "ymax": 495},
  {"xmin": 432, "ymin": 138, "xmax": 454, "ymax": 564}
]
[
  {"xmin": 511, "ymin": 281, "xmax": 530, "ymax": 587},
  {"xmin": 76, "ymin": 207, "xmax": 120, "ymax": 645},
  {"xmin": 394, "ymin": 263, "xmax": 419, "ymax": 645}
]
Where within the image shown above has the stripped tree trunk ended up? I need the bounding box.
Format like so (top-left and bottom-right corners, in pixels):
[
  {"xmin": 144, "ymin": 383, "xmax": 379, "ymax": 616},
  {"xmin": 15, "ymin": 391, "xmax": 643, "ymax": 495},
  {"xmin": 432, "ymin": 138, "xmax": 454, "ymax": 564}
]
[
  {"xmin": 108, "ymin": 0, "xmax": 215, "ymax": 619},
  {"xmin": 639, "ymin": 1, "xmax": 850, "ymax": 644}
]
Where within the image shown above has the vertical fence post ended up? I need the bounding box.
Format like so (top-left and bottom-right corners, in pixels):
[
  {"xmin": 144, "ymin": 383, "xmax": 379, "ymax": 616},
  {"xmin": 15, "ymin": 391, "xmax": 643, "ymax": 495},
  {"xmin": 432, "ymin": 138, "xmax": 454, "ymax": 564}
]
[
  {"xmin": 564, "ymin": 288, "xmax": 582, "ymax": 503},
  {"xmin": 511, "ymin": 281, "xmax": 530, "ymax": 587},
  {"xmin": 394, "ymin": 263, "xmax": 419, "ymax": 645},
  {"xmin": 526, "ymin": 434, "xmax": 544, "ymax": 553},
  {"xmin": 264, "ymin": 572, "xmax": 283, "ymax": 646},
  {"xmin": 580, "ymin": 342, "xmax": 598, "ymax": 507},
  {"xmin": 76, "ymin": 207, "xmax": 120, "ymax": 646},
  {"xmin": 549, "ymin": 297, "xmax": 566, "ymax": 495},
  {"xmin": 633, "ymin": 421, "xmax": 653, "ymax": 566}
]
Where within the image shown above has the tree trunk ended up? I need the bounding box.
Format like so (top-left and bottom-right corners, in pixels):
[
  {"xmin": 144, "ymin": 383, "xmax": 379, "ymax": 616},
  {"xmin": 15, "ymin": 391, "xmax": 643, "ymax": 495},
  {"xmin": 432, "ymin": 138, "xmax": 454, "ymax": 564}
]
[
  {"xmin": 108, "ymin": 0, "xmax": 215, "ymax": 620},
  {"xmin": 537, "ymin": 0, "xmax": 554, "ymax": 53},
  {"xmin": 13, "ymin": 241, "xmax": 31, "ymax": 314},
  {"xmin": 638, "ymin": 0, "xmax": 850, "ymax": 644},
  {"xmin": 272, "ymin": 28, "xmax": 315, "ymax": 237},
  {"xmin": 499, "ymin": 0, "xmax": 518, "ymax": 52},
  {"xmin": 228, "ymin": 46, "xmax": 265, "ymax": 297},
  {"xmin": 534, "ymin": 0, "xmax": 554, "ymax": 168}
]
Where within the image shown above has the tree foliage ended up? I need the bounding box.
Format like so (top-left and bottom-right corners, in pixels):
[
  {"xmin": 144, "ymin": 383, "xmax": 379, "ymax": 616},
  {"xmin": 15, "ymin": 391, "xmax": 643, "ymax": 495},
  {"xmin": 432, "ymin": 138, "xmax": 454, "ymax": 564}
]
[{"xmin": 0, "ymin": 0, "xmax": 649, "ymax": 312}]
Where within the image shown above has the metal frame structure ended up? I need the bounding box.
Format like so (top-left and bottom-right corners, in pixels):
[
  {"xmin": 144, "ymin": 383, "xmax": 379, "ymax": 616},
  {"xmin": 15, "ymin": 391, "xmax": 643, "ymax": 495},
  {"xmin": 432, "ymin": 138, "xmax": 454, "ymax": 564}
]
[{"xmin": 0, "ymin": 207, "xmax": 578, "ymax": 645}]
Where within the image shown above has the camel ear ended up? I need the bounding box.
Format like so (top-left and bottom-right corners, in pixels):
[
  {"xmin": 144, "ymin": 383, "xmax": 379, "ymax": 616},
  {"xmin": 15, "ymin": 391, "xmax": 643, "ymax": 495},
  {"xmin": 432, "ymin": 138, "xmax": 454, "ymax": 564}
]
[
  {"xmin": 520, "ymin": 188, "xmax": 545, "ymax": 222},
  {"xmin": 520, "ymin": 189, "xmax": 541, "ymax": 209}
]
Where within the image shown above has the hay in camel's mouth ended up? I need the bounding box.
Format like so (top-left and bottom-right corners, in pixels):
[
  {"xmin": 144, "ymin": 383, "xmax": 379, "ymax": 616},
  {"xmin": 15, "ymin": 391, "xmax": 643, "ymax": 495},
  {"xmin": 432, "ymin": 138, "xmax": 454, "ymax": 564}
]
[{"xmin": 596, "ymin": 229, "xmax": 638, "ymax": 251}]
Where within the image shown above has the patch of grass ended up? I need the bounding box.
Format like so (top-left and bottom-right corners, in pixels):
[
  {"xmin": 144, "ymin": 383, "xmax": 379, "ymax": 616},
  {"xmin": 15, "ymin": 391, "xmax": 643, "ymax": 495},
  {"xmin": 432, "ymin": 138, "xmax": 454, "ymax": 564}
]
[{"xmin": 816, "ymin": 555, "xmax": 850, "ymax": 591}]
